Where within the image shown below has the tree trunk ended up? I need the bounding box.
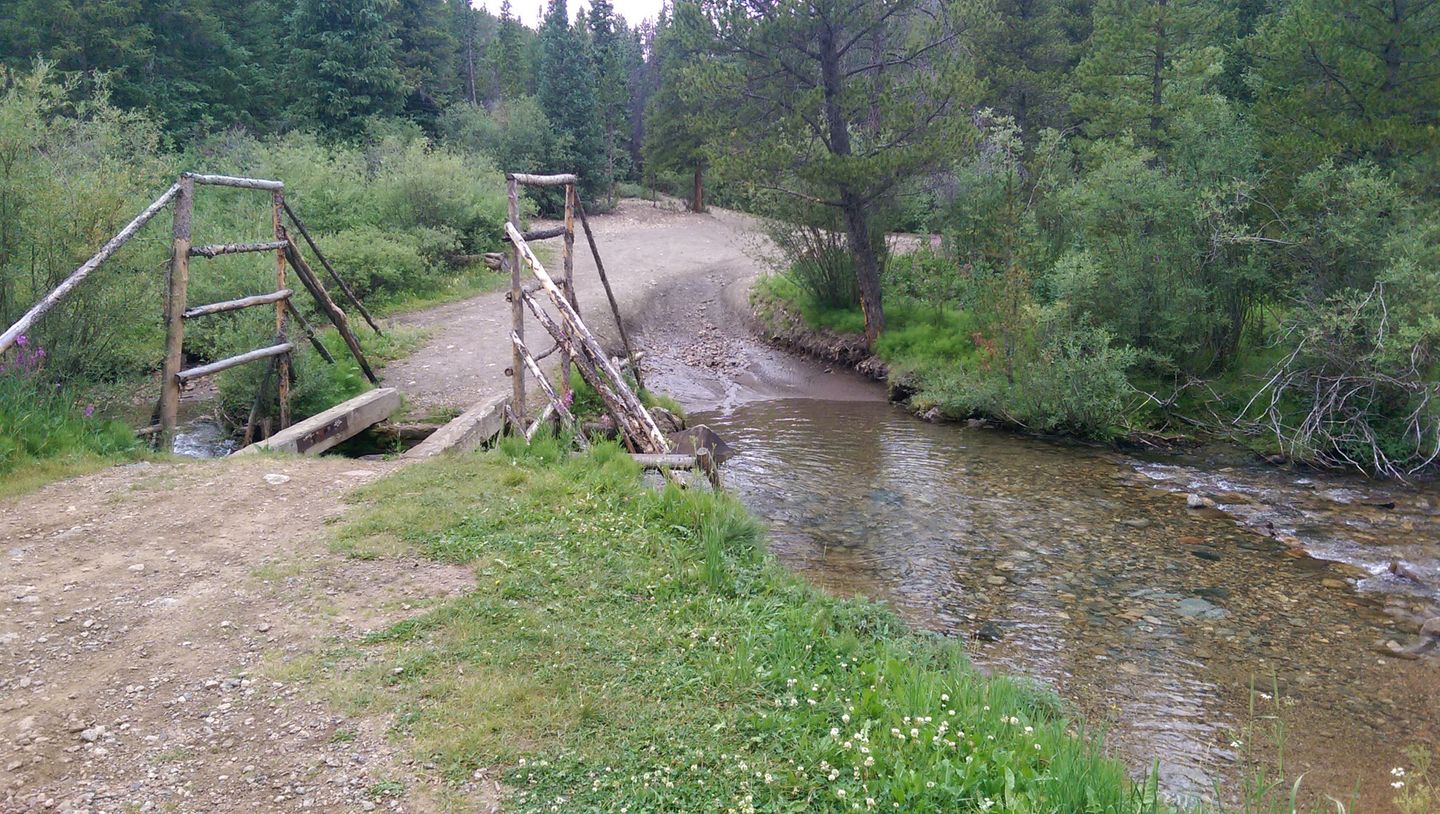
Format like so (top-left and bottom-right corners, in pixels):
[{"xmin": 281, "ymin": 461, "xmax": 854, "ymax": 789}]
[
  {"xmin": 841, "ymin": 191, "xmax": 884, "ymax": 346},
  {"xmin": 1149, "ymin": 0, "xmax": 1167, "ymax": 140},
  {"xmin": 691, "ymin": 165, "xmax": 705, "ymax": 213},
  {"xmin": 819, "ymin": 18, "xmax": 884, "ymax": 345}
]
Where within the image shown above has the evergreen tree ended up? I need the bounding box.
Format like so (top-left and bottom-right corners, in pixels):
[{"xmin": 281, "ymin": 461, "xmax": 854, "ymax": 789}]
[
  {"xmin": 703, "ymin": 0, "xmax": 984, "ymax": 344},
  {"xmin": 446, "ymin": 0, "xmax": 487, "ymax": 105},
  {"xmin": 1071, "ymin": 0, "xmax": 1230, "ymax": 149},
  {"xmin": 391, "ymin": 0, "xmax": 459, "ymax": 126},
  {"xmin": 642, "ymin": 0, "xmax": 712, "ymax": 211},
  {"xmin": 489, "ymin": 0, "xmax": 533, "ymax": 100},
  {"xmin": 1248, "ymin": 0, "xmax": 1440, "ymax": 192},
  {"xmin": 537, "ymin": 0, "xmax": 604, "ymax": 196},
  {"xmin": 588, "ymin": 0, "xmax": 629, "ymax": 201},
  {"xmin": 286, "ymin": 0, "xmax": 405, "ymax": 138},
  {"xmin": 976, "ymin": 0, "xmax": 1082, "ymax": 140}
]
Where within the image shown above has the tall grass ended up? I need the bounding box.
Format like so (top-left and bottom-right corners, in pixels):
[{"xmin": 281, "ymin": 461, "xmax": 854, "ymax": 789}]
[
  {"xmin": 0, "ymin": 337, "xmax": 138, "ymax": 479},
  {"xmin": 322, "ymin": 440, "xmax": 1159, "ymax": 812}
]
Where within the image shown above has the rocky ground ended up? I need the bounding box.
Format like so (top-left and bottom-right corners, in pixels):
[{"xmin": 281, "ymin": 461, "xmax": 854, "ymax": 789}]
[{"xmin": 2, "ymin": 457, "xmax": 494, "ymax": 814}]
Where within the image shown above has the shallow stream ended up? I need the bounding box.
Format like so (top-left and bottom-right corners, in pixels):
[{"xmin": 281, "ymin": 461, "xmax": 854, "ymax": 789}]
[{"xmin": 693, "ymin": 398, "xmax": 1439, "ymax": 809}]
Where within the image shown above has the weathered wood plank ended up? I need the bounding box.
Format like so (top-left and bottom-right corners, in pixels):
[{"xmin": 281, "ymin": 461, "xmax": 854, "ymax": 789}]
[
  {"xmin": 234, "ymin": 387, "xmax": 400, "ymax": 456},
  {"xmin": 183, "ymin": 289, "xmax": 292, "ymax": 319},
  {"xmin": 403, "ymin": 392, "xmax": 511, "ymax": 460}
]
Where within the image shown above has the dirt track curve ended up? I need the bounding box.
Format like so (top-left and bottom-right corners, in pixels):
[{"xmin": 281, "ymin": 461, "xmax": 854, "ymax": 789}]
[{"xmin": 2, "ymin": 199, "xmax": 869, "ymax": 814}]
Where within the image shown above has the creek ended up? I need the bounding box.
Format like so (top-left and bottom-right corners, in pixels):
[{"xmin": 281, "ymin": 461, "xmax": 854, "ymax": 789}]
[{"xmin": 691, "ymin": 397, "xmax": 1439, "ymax": 810}]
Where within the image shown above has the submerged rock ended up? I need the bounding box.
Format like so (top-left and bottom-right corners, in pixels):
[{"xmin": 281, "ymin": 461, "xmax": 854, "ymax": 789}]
[
  {"xmin": 1177, "ymin": 597, "xmax": 1228, "ymax": 620},
  {"xmin": 1185, "ymin": 493, "xmax": 1214, "ymax": 509},
  {"xmin": 974, "ymin": 622, "xmax": 1004, "ymax": 642}
]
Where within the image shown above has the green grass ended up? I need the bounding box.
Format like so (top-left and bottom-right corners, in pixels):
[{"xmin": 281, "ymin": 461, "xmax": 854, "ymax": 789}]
[
  {"xmin": 0, "ymin": 369, "xmax": 145, "ymax": 491},
  {"xmin": 319, "ymin": 436, "xmax": 1158, "ymax": 813},
  {"xmin": 371, "ymin": 264, "xmax": 511, "ymax": 317}
]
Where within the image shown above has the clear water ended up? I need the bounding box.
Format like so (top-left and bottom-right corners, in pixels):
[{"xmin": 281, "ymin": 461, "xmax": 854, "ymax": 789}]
[{"xmin": 696, "ymin": 398, "xmax": 1440, "ymax": 809}]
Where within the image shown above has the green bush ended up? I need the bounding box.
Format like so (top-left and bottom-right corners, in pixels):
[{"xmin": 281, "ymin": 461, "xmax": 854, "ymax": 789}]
[{"xmin": 0, "ymin": 340, "xmax": 137, "ymax": 475}]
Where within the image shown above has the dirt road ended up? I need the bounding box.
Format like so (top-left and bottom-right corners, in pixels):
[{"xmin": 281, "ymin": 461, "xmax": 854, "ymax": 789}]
[
  {"xmin": 2, "ymin": 457, "xmax": 493, "ymax": 813},
  {"xmin": 384, "ymin": 198, "xmax": 878, "ymax": 415},
  {"xmin": 2, "ymin": 199, "xmax": 869, "ymax": 814}
]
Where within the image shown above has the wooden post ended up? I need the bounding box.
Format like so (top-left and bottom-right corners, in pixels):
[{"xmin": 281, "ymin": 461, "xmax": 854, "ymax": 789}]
[
  {"xmin": 158, "ymin": 175, "xmax": 194, "ymax": 450},
  {"xmin": 507, "ymin": 175, "xmax": 526, "ymax": 421},
  {"xmin": 575, "ymin": 196, "xmax": 643, "ymax": 390},
  {"xmin": 281, "ymin": 240, "xmax": 378, "ymax": 384},
  {"xmin": 560, "ymin": 182, "xmax": 576, "ymax": 403},
  {"xmin": 273, "ymin": 191, "xmax": 291, "ymax": 430}
]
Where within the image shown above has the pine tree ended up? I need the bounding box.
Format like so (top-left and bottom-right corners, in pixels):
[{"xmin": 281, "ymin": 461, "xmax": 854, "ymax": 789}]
[
  {"xmin": 703, "ymin": 0, "xmax": 983, "ymax": 344},
  {"xmin": 642, "ymin": 0, "xmax": 712, "ymax": 211},
  {"xmin": 287, "ymin": 0, "xmax": 405, "ymax": 138},
  {"xmin": 976, "ymin": 0, "xmax": 1082, "ymax": 140},
  {"xmin": 587, "ymin": 0, "xmax": 629, "ymax": 202},
  {"xmin": 1071, "ymin": 0, "xmax": 1230, "ymax": 148},
  {"xmin": 392, "ymin": 0, "xmax": 459, "ymax": 126},
  {"xmin": 537, "ymin": 0, "xmax": 604, "ymax": 196},
  {"xmin": 1248, "ymin": 0, "xmax": 1440, "ymax": 191},
  {"xmin": 489, "ymin": 0, "xmax": 532, "ymax": 100}
]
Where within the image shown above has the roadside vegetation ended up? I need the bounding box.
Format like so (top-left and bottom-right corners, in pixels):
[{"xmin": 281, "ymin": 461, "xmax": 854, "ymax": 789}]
[
  {"xmin": 324, "ymin": 436, "xmax": 1159, "ymax": 812},
  {"xmin": 680, "ymin": 1, "xmax": 1440, "ymax": 478}
]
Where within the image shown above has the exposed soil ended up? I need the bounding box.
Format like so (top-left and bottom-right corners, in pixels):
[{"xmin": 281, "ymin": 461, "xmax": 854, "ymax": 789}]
[
  {"xmin": 1, "ymin": 456, "xmax": 496, "ymax": 814},
  {"xmin": 383, "ymin": 198, "xmax": 879, "ymax": 416}
]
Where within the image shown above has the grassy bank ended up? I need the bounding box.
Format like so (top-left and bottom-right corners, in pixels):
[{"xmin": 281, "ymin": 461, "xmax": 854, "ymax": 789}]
[
  {"xmin": 315, "ymin": 436, "xmax": 1158, "ymax": 812},
  {"xmin": 752, "ymin": 273, "xmax": 1141, "ymax": 443}
]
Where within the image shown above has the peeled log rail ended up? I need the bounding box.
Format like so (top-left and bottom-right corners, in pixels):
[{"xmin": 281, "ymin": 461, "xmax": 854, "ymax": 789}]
[
  {"xmin": 284, "ymin": 299, "xmax": 335, "ymax": 364},
  {"xmin": 507, "ymin": 173, "xmax": 578, "ymax": 187},
  {"xmin": 526, "ymin": 403, "xmax": 556, "ymax": 442},
  {"xmin": 521, "ymin": 225, "xmax": 569, "ymax": 241},
  {"xmin": 510, "ymin": 331, "xmax": 580, "ymax": 432},
  {"xmin": 505, "ymin": 222, "xmax": 669, "ymax": 454},
  {"xmin": 0, "ymin": 182, "xmax": 181, "ymax": 355},
  {"xmin": 184, "ymin": 172, "xmax": 284, "ymax": 191},
  {"xmin": 176, "ymin": 342, "xmax": 294, "ymax": 382},
  {"xmin": 189, "ymin": 240, "xmax": 290, "ymax": 258},
  {"xmin": 183, "ymin": 289, "xmax": 292, "ymax": 319},
  {"xmin": 632, "ymin": 450, "xmax": 722, "ymax": 490},
  {"xmin": 281, "ymin": 201, "xmax": 382, "ymax": 335},
  {"xmin": 519, "ymin": 288, "xmax": 648, "ymax": 453},
  {"xmin": 282, "ymin": 240, "xmax": 378, "ymax": 384}
]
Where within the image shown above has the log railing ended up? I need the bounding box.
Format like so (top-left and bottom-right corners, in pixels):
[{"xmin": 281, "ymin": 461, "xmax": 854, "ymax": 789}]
[
  {"xmin": 505, "ymin": 220, "xmax": 669, "ymax": 455},
  {"xmin": 0, "ymin": 171, "xmax": 380, "ymax": 452},
  {"xmin": 498, "ymin": 169, "xmax": 722, "ymax": 486}
]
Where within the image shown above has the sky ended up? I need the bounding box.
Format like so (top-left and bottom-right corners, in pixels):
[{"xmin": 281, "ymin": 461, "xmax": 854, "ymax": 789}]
[{"xmin": 474, "ymin": 0, "xmax": 666, "ymax": 27}]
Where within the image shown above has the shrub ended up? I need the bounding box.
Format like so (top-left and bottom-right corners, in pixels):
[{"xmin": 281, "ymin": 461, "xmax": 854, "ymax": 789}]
[{"xmin": 0, "ymin": 336, "xmax": 137, "ymax": 475}]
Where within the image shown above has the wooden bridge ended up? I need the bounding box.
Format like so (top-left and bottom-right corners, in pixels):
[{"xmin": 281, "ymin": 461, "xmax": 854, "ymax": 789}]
[{"xmin": 0, "ymin": 170, "xmax": 722, "ymax": 487}]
